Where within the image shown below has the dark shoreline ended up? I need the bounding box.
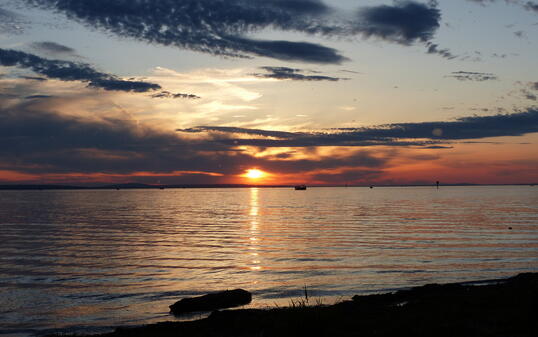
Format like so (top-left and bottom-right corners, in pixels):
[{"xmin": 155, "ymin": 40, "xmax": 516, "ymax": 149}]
[{"xmin": 53, "ymin": 272, "xmax": 538, "ymax": 337}]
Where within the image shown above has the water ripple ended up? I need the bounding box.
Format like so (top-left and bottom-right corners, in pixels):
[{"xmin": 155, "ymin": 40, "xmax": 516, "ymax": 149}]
[{"xmin": 0, "ymin": 186, "xmax": 537, "ymax": 336}]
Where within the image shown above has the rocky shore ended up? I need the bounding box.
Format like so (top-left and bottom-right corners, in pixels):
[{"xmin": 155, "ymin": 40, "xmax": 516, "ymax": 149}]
[{"xmin": 57, "ymin": 273, "xmax": 538, "ymax": 337}]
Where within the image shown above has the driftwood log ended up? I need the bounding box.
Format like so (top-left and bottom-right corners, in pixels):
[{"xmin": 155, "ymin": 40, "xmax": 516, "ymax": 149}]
[{"xmin": 170, "ymin": 289, "xmax": 252, "ymax": 315}]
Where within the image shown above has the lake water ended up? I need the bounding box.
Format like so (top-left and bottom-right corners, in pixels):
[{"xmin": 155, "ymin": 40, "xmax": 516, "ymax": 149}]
[{"xmin": 1, "ymin": 186, "xmax": 537, "ymax": 336}]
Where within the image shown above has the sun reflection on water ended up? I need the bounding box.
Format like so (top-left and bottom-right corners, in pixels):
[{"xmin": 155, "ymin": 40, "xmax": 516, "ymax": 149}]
[{"xmin": 248, "ymin": 188, "xmax": 262, "ymax": 272}]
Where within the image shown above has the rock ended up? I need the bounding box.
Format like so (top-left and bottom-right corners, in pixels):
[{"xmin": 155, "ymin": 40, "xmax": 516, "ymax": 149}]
[{"xmin": 170, "ymin": 289, "xmax": 252, "ymax": 315}]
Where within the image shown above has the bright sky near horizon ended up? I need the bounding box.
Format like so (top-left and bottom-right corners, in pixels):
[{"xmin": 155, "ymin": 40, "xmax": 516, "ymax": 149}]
[{"xmin": 0, "ymin": 0, "xmax": 537, "ymax": 185}]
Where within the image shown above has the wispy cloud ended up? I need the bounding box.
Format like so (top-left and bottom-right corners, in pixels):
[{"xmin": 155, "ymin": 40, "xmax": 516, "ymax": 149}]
[
  {"xmin": 252, "ymin": 67, "xmax": 347, "ymax": 81},
  {"xmin": 30, "ymin": 41, "xmax": 76, "ymax": 55},
  {"xmin": 466, "ymin": 0, "xmax": 538, "ymax": 13},
  {"xmin": 446, "ymin": 71, "xmax": 498, "ymax": 81},
  {"xmin": 151, "ymin": 91, "xmax": 201, "ymax": 99},
  {"xmin": 524, "ymin": 1, "xmax": 538, "ymax": 12},
  {"xmin": 0, "ymin": 7, "xmax": 26, "ymax": 34},
  {"xmin": 514, "ymin": 30, "xmax": 527, "ymax": 38},
  {"xmin": 520, "ymin": 81, "xmax": 538, "ymax": 100},
  {"xmin": 426, "ymin": 42, "xmax": 458, "ymax": 59},
  {"xmin": 25, "ymin": 94, "xmax": 53, "ymax": 99}
]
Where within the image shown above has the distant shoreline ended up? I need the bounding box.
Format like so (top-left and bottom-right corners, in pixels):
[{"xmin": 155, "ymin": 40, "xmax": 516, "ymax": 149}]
[{"xmin": 0, "ymin": 183, "xmax": 536, "ymax": 191}]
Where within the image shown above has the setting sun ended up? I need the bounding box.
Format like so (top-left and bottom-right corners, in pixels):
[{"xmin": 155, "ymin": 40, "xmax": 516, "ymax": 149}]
[{"xmin": 245, "ymin": 169, "xmax": 265, "ymax": 179}]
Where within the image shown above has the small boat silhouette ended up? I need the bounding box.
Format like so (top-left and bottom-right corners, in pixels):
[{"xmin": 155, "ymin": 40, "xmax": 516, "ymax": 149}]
[{"xmin": 294, "ymin": 185, "xmax": 307, "ymax": 190}]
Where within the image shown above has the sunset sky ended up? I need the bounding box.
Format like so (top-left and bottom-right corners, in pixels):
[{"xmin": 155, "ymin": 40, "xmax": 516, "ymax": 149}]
[{"xmin": 0, "ymin": 0, "xmax": 537, "ymax": 186}]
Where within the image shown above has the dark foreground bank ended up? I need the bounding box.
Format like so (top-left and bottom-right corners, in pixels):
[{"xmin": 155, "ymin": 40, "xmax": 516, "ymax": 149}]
[{"xmin": 56, "ymin": 273, "xmax": 538, "ymax": 337}]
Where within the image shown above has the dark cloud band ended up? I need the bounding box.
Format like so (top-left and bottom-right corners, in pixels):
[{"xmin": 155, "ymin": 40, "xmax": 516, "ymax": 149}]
[
  {"xmin": 0, "ymin": 100, "xmax": 387, "ymax": 178},
  {"xmin": 0, "ymin": 48, "xmax": 161, "ymax": 92},
  {"xmin": 180, "ymin": 126, "xmax": 301, "ymax": 139},
  {"xmin": 1, "ymin": 96, "xmax": 536, "ymax": 182},
  {"xmin": 181, "ymin": 109, "xmax": 538, "ymax": 147},
  {"xmin": 22, "ymin": 0, "xmax": 446, "ymax": 63}
]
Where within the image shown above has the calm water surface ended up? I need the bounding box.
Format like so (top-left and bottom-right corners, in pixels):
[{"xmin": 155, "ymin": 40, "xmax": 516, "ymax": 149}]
[{"xmin": 1, "ymin": 186, "xmax": 537, "ymax": 336}]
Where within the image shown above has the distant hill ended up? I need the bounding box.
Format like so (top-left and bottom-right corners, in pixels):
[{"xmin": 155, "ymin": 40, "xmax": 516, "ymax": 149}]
[
  {"xmin": 0, "ymin": 184, "xmax": 84, "ymax": 190},
  {"xmin": 0, "ymin": 183, "xmax": 290, "ymax": 190}
]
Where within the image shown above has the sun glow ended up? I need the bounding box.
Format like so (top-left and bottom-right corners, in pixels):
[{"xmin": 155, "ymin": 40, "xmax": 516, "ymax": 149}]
[{"xmin": 245, "ymin": 169, "xmax": 265, "ymax": 179}]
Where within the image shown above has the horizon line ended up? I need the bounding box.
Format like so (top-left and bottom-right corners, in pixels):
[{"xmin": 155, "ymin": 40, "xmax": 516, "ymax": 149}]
[{"xmin": 0, "ymin": 182, "xmax": 536, "ymax": 191}]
